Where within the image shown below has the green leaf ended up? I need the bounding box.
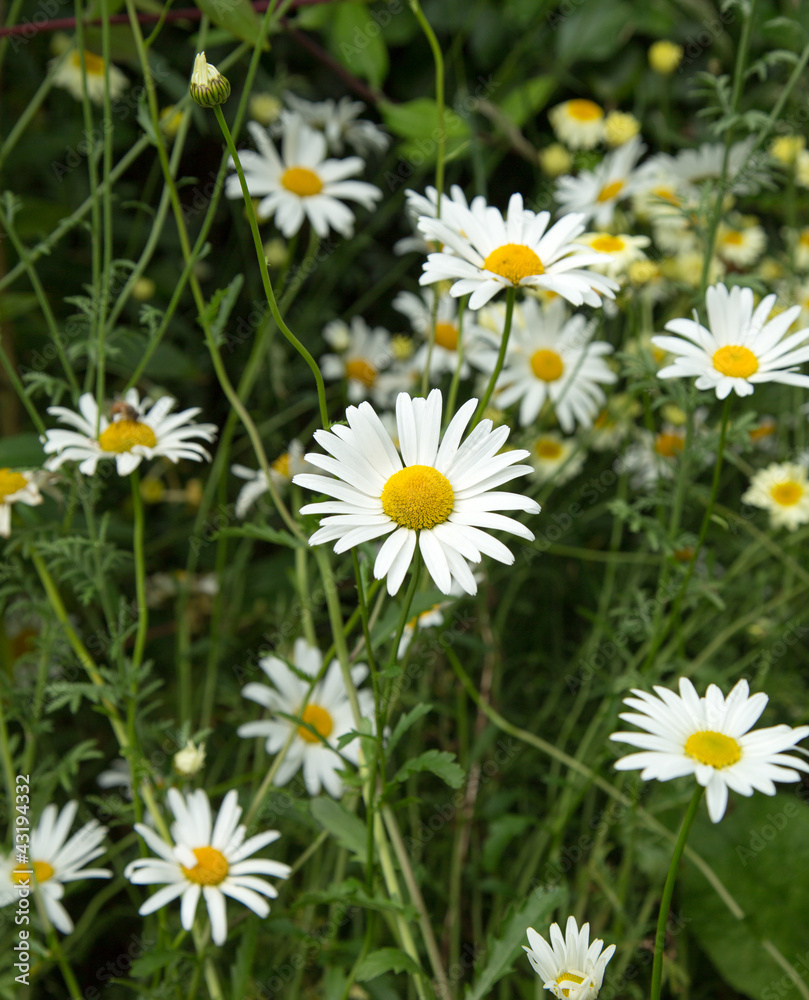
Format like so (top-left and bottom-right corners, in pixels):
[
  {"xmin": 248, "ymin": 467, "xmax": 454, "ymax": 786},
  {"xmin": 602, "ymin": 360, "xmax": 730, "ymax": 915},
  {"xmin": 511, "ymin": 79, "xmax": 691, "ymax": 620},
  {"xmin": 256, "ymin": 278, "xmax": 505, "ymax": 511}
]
[
  {"xmin": 499, "ymin": 76, "xmax": 555, "ymax": 129},
  {"xmin": 0, "ymin": 293, "xmax": 38, "ymax": 322},
  {"xmin": 379, "ymin": 98, "xmax": 470, "ymax": 143},
  {"xmin": 310, "ymin": 798, "xmax": 367, "ymax": 857},
  {"xmin": 230, "ymin": 918, "xmax": 258, "ymax": 998},
  {"xmin": 555, "ymin": 2, "xmax": 633, "ymax": 65},
  {"xmin": 104, "ymin": 329, "xmax": 200, "ymax": 381},
  {"xmin": 355, "ymin": 947, "xmax": 421, "ymax": 982},
  {"xmin": 482, "ymin": 815, "xmax": 534, "ymax": 873},
  {"xmin": 0, "ymin": 434, "xmax": 45, "ymax": 468},
  {"xmin": 394, "ymin": 749, "xmax": 465, "ymax": 789},
  {"xmin": 131, "ymin": 949, "xmax": 190, "ymax": 977},
  {"xmin": 193, "ymin": 0, "xmax": 266, "ymax": 47},
  {"xmin": 330, "ymin": 3, "xmax": 389, "ymax": 89},
  {"xmin": 200, "ymin": 274, "xmax": 245, "ymax": 348},
  {"xmin": 387, "ymin": 703, "xmax": 433, "ymax": 756},
  {"xmin": 680, "ymin": 791, "xmax": 809, "ymax": 999},
  {"xmin": 465, "ymin": 884, "xmax": 567, "ymax": 1000}
]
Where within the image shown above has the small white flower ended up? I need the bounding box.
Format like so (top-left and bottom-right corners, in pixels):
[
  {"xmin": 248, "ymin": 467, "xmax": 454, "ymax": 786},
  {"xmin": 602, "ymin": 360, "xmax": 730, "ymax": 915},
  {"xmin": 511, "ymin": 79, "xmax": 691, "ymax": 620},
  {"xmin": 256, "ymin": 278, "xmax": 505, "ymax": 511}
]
[
  {"xmin": 321, "ymin": 316, "xmax": 393, "ymax": 403},
  {"xmin": 548, "ymin": 99, "xmax": 605, "ymax": 149},
  {"xmin": 0, "ymin": 469, "xmax": 43, "ymax": 537},
  {"xmin": 715, "ymin": 220, "xmax": 766, "ymax": 268},
  {"xmin": 238, "ymin": 638, "xmax": 373, "ymax": 798},
  {"xmin": 610, "ymin": 677, "xmax": 809, "ymax": 822},
  {"xmin": 573, "ymin": 232, "xmax": 650, "ymax": 280},
  {"xmin": 395, "ymin": 184, "xmax": 486, "ymax": 255},
  {"xmin": 555, "ymin": 136, "xmax": 648, "ymax": 229},
  {"xmin": 0, "ymin": 802, "xmax": 110, "ymax": 934},
  {"xmin": 124, "ymin": 788, "xmax": 290, "ymax": 945},
  {"xmin": 280, "ymin": 92, "xmax": 389, "ymax": 157},
  {"xmin": 524, "ymin": 916, "xmax": 616, "ymax": 1000},
  {"xmin": 232, "ymin": 441, "xmax": 310, "ymax": 517},
  {"xmin": 742, "ymin": 462, "xmax": 809, "ymax": 530},
  {"xmin": 52, "ymin": 48, "xmax": 128, "ymax": 105},
  {"xmin": 527, "ymin": 432, "xmax": 585, "ymax": 485},
  {"xmin": 393, "ymin": 290, "xmax": 470, "ymax": 379}
]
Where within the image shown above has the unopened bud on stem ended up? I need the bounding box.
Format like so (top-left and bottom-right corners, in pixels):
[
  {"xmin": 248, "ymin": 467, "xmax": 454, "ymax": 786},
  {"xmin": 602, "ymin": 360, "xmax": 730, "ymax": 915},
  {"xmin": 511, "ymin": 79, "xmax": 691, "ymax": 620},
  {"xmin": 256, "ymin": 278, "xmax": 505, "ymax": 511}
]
[{"xmin": 190, "ymin": 52, "xmax": 230, "ymax": 108}]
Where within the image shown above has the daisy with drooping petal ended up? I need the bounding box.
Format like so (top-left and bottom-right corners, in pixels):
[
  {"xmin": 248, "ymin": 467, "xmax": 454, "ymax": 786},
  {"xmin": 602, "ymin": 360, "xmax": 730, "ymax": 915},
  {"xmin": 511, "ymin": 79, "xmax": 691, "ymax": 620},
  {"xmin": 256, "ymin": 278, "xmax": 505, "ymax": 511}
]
[
  {"xmin": 294, "ymin": 389, "xmax": 540, "ymax": 596},
  {"xmin": 238, "ymin": 637, "xmax": 373, "ymax": 798},
  {"xmin": 124, "ymin": 788, "xmax": 290, "ymax": 946},
  {"xmin": 232, "ymin": 441, "xmax": 310, "ymax": 518},
  {"xmin": 418, "ymin": 193, "xmax": 619, "ymax": 311},
  {"xmin": 548, "ymin": 99, "xmax": 605, "ymax": 149},
  {"xmin": 524, "ymin": 916, "xmax": 616, "ymax": 1000},
  {"xmin": 51, "ymin": 48, "xmax": 128, "ymax": 104},
  {"xmin": 573, "ymin": 232, "xmax": 651, "ymax": 281},
  {"xmin": 43, "ymin": 390, "xmax": 217, "ymax": 476},
  {"xmin": 225, "ymin": 115, "xmax": 382, "ymax": 238},
  {"xmin": 741, "ymin": 462, "xmax": 809, "ymax": 530},
  {"xmin": 610, "ymin": 677, "xmax": 809, "ymax": 823},
  {"xmin": 652, "ymin": 283, "xmax": 809, "ymax": 398},
  {"xmin": 0, "ymin": 469, "xmax": 43, "ymax": 537},
  {"xmin": 393, "ymin": 290, "xmax": 470, "ymax": 379},
  {"xmin": 280, "ymin": 92, "xmax": 389, "ymax": 157},
  {"xmin": 472, "ymin": 298, "xmax": 616, "ymax": 431},
  {"xmin": 555, "ymin": 136, "xmax": 648, "ymax": 229},
  {"xmin": 0, "ymin": 802, "xmax": 110, "ymax": 934}
]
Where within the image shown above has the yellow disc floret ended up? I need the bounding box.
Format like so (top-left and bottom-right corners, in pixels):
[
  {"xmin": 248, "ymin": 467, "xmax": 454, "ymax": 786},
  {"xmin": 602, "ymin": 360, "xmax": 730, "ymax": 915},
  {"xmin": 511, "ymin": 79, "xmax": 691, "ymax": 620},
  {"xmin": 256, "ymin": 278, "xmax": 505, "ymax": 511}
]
[
  {"xmin": 182, "ymin": 846, "xmax": 229, "ymax": 885},
  {"xmin": 530, "ymin": 349, "xmax": 564, "ymax": 382},
  {"xmin": 98, "ymin": 420, "xmax": 157, "ymax": 453},
  {"xmin": 281, "ymin": 167, "xmax": 323, "ymax": 197},
  {"xmin": 597, "ymin": 179, "xmax": 625, "ymax": 203},
  {"xmin": 654, "ymin": 432, "xmax": 684, "ymax": 458},
  {"xmin": 345, "ymin": 358, "xmax": 377, "ymax": 387},
  {"xmin": 770, "ymin": 481, "xmax": 804, "ymax": 506},
  {"xmin": 534, "ymin": 438, "xmax": 563, "ymax": 460},
  {"xmin": 297, "ymin": 704, "xmax": 334, "ymax": 744},
  {"xmin": 0, "ymin": 469, "xmax": 27, "ymax": 501},
  {"xmin": 591, "ymin": 234, "xmax": 626, "ymax": 253},
  {"xmin": 12, "ymin": 861, "xmax": 55, "ymax": 884},
  {"xmin": 567, "ymin": 99, "xmax": 602, "ymax": 122},
  {"xmin": 685, "ymin": 730, "xmax": 741, "ymax": 769},
  {"xmin": 712, "ymin": 345, "xmax": 759, "ymax": 379},
  {"xmin": 71, "ymin": 49, "xmax": 105, "ymax": 75},
  {"xmin": 381, "ymin": 465, "xmax": 455, "ymax": 531},
  {"xmin": 434, "ymin": 322, "xmax": 459, "ymax": 351},
  {"xmin": 483, "ymin": 244, "xmax": 544, "ymax": 285},
  {"xmin": 555, "ymin": 973, "xmax": 586, "ymax": 998}
]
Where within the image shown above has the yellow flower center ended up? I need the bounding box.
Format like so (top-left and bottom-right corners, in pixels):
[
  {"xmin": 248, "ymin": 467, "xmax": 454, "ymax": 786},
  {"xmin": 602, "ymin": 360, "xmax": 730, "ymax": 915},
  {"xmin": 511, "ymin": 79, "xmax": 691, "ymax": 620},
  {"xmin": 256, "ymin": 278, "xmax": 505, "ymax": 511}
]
[
  {"xmin": 281, "ymin": 166, "xmax": 323, "ymax": 197},
  {"xmin": 434, "ymin": 322, "xmax": 459, "ymax": 351},
  {"xmin": 684, "ymin": 730, "xmax": 741, "ymax": 769},
  {"xmin": 345, "ymin": 358, "xmax": 377, "ymax": 387},
  {"xmin": 381, "ymin": 464, "xmax": 455, "ymax": 531},
  {"xmin": 591, "ymin": 234, "xmax": 625, "ymax": 253},
  {"xmin": 530, "ymin": 349, "xmax": 564, "ymax": 382},
  {"xmin": 597, "ymin": 179, "xmax": 624, "ymax": 202},
  {"xmin": 652, "ymin": 186, "xmax": 679, "ymax": 205},
  {"xmin": 712, "ymin": 345, "xmax": 759, "ymax": 379},
  {"xmin": 749, "ymin": 422, "xmax": 775, "ymax": 442},
  {"xmin": 98, "ymin": 420, "xmax": 157, "ymax": 453},
  {"xmin": 0, "ymin": 468, "xmax": 27, "ymax": 501},
  {"xmin": 297, "ymin": 704, "xmax": 334, "ymax": 744},
  {"xmin": 483, "ymin": 244, "xmax": 544, "ymax": 285},
  {"xmin": 12, "ymin": 861, "xmax": 54, "ymax": 884},
  {"xmin": 800, "ymin": 231, "xmax": 809, "ymax": 247},
  {"xmin": 71, "ymin": 49, "xmax": 105, "ymax": 76},
  {"xmin": 181, "ymin": 846, "xmax": 229, "ymax": 885},
  {"xmin": 654, "ymin": 432, "xmax": 684, "ymax": 458},
  {"xmin": 272, "ymin": 452, "xmax": 291, "ymax": 478},
  {"xmin": 722, "ymin": 230, "xmax": 744, "ymax": 245},
  {"xmin": 534, "ymin": 438, "xmax": 563, "ymax": 460},
  {"xmin": 567, "ymin": 99, "xmax": 602, "ymax": 122},
  {"xmin": 556, "ymin": 973, "xmax": 585, "ymax": 998},
  {"xmin": 770, "ymin": 481, "xmax": 804, "ymax": 506}
]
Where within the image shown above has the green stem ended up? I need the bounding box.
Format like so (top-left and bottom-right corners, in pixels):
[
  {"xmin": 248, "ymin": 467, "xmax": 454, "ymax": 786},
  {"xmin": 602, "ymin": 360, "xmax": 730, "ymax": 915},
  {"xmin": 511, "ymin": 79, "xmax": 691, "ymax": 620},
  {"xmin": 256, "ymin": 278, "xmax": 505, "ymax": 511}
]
[
  {"xmin": 444, "ymin": 296, "xmax": 467, "ymax": 425},
  {"xmin": 0, "ymin": 693, "xmax": 18, "ymax": 840},
  {"xmin": 409, "ymin": 0, "xmax": 445, "ymax": 213},
  {"xmin": 46, "ymin": 924, "xmax": 83, "ymax": 1000},
  {"xmin": 470, "ymin": 287, "xmax": 515, "ymax": 428},
  {"xmin": 0, "ymin": 337, "xmax": 47, "ymax": 436},
  {"xmin": 130, "ymin": 470, "xmax": 149, "ymax": 670},
  {"xmin": 650, "ymin": 786, "xmax": 704, "ymax": 1000}
]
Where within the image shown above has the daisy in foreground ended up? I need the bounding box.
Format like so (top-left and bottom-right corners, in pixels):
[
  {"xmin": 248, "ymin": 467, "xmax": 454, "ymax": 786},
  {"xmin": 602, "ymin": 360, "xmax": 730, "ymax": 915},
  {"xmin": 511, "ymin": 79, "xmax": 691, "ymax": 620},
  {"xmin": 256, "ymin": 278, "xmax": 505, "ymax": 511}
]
[
  {"xmin": 610, "ymin": 677, "xmax": 809, "ymax": 823},
  {"xmin": 741, "ymin": 462, "xmax": 809, "ymax": 531},
  {"xmin": 124, "ymin": 788, "xmax": 291, "ymax": 946},
  {"xmin": 651, "ymin": 283, "xmax": 809, "ymax": 398},
  {"xmin": 417, "ymin": 193, "xmax": 619, "ymax": 310},
  {"xmin": 524, "ymin": 916, "xmax": 616, "ymax": 1000},
  {"xmin": 0, "ymin": 802, "xmax": 110, "ymax": 934},
  {"xmin": 225, "ymin": 114, "xmax": 382, "ymax": 238},
  {"xmin": 0, "ymin": 468, "xmax": 43, "ymax": 537},
  {"xmin": 43, "ymin": 390, "xmax": 217, "ymax": 476},
  {"xmin": 238, "ymin": 637, "xmax": 373, "ymax": 797},
  {"xmin": 294, "ymin": 389, "xmax": 540, "ymax": 595}
]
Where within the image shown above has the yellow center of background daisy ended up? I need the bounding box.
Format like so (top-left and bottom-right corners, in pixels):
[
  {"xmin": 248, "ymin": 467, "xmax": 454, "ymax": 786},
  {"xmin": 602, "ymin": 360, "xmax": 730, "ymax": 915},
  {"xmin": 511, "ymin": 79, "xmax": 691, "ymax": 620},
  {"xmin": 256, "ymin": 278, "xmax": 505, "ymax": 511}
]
[
  {"xmin": 597, "ymin": 180, "xmax": 624, "ymax": 202},
  {"xmin": 556, "ymin": 972, "xmax": 585, "ymax": 998},
  {"xmin": 434, "ymin": 322, "xmax": 459, "ymax": 351},
  {"xmin": 483, "ymin": 244, "xmax": 544, "ymax": 284},
  {"xmin": 712, "ymin": 345, "xmax": 759, "ymax": 378},
  {"xmin": 272, "ymin": 453, "xmax": 291, "ymax": 478},
  {"xmin": 652, "ymin": 186, "xmax": 679, "ymax": 205},
  {"xmin": 591, "ymin": 235, "xmax": 625, "ymax": 253},
  {"xmin": 345, "ymin": 358, "xmax": 377, "ymax": 387},
  {"xmin": 12, "ymin": 860, "xmax": 54, "ymax": 884},
  {"xmin": 381, "ymin": 465, "xmax": 455, "ymax": 531},
  {"xmin": 0, "ymin": 468, "xmax": 27, "ymax": 500},
  {"xmin": 534, "ymin": 439, "xmax": 563, "ymax": 459},
  {"xmin": 685, "ymin": 730, "xmax": 741, "ymax": 768},
  {"xmin": 98, "ymin": 420, "xmax": 157, "ymax": 453},
  {"xmin": 654, "ymin": 432, "xmax": 684, "ymax": 458},
  {"xmin": 722, "ymin": 230, "xmax": 744, "ymax": 245},
  {"xmin": 567, "ymin": 99, "xmax": 602, "ymax": 121},
  {"xmin": 281, "ymin": 166, "xmax": 323, "ymax": 197},
  {"xmin": 297, "ymin": 704, "xmax": 334, "ymax": 743},
  {"xmin": 770, "ymin": 481, "xmax": 803, "ymax": 506},
  {"xmin": 182, "ymin": 846, "xmax": 229, "ymax": 885},
  {"xmin": 71, "ymin": 49, "xmax": 105, "ymax": 75},
  {"xmin": 530, "ymin": 349, "xmax": 564, "ymax": 382}
]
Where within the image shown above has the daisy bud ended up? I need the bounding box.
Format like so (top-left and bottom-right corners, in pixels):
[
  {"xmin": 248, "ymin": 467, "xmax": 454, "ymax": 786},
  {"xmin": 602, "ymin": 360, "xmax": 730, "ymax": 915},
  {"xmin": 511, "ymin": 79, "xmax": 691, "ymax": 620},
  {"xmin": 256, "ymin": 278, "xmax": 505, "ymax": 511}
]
[
  {"xmin": 769, "ymin": 134, "xmax": 805, "ymax": 167},
  {"xmin": 173, "ymin": 740, "xmax": 206, "ymax": 778},
  {"xmin": 190, "ymin": 52, "xmax": 230, "ymax": 108},
  {"xmin": 539, "ymin": 142, "xmax": 573, "ymax": 178},
  {"xmin": 648, "ymin": 40, "xmax": 683, "ymax": 75},
  {"xmin": 604, "ymin": 111, "xmax": 640, "ymax": 148}
]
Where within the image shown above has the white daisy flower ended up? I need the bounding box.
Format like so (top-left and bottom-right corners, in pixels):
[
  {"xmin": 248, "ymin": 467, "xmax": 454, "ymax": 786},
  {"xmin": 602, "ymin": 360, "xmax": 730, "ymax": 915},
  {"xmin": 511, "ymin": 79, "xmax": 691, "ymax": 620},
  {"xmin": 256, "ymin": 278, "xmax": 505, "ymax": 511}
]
[
  {"xmin": 610, "ymin": 677, "xmax": 809, "ymax": 823},
  {"xmin": 644, "ymin": 139, "xmax": 770, "ymax": 195},
  {"xmin": 43, "ymin": 390, "xmax": 217, "ymax": 476},
  {"xmin": 280, "ymin": 92, "xmax": 389, "ymax": 157},
  {"xmin": 0, "ymin": 802, "xmax": 110, "ymax": 934},
  {"xmin": 51, "ymin": 48, "xmax": 128, "ymax": 105},
  {"xmin": 555, "ymin": 136, "xmax": 648, "ymax": 229},
  {"xmin": 715, "ymin": 219, "xmax": 766, "ymax": 268},
  {"xmin": 225, "ymin": 115, "xmax": 382, "ymax": 238},
  {"xmin": 548, "ymin": 99, "xmax": 605, "ymax": 150},
  {"xmin": 524, "ymin": 916, "xmax": 616, "ymax": 1000},
  {"xmin": 238, "ymin": 637, "xmax": 372, "ymax": 797},
  {"xmin": 417, "ymin": 193, "xmax": 619, "ymax": 311},
  {"xmin": 652, "ymin": 283, "xmax": 809, "ymax": 398},
  {"xmin": 320, "ymin": 316, "xmax": 393, "ymax": 403},
  {"xmin": 527, "ymin": 432, "xmax": 585, "ymax": 485},
  {"xmin": 293, "ymin": 389, "xmax": 540, "ymax": 596},
  {"xmin": 617, "ymin": 425, "xmax": 686, "ymax": 491},
  {"xmin": 124, "ymin": 788, "xmax": 291, "ymax": 946},
  {"xmin": 741, "ymin": 462, "xmax": 809, "ymax": 531},
  {"xmin": 573, "ymin": 232, "xmax": 651, "ymax": 280},
  {"xmin": 472, "ymin": 297, "xmax": 616, "ymax": 431},
  {"xmin": 393, "ymin": 290, "xmax": 470, "ymax": 379},
  {"xmin": 395, "ymin": 184, "xmax": 485, "ymax": 256},
  {"xmin": 0, "ymin": 469, "xmax": 43, "ymax": 537},
  {"xmin": 789, "ymin": 227, "xmax": 809, "ymax": 271},
  {"xmin": 232, "ymin": 441, "xmax": 310, "ymax": 518},
  {"xmin": 589, "ymin": 395, "xmax": 640, "ymax": 452}
]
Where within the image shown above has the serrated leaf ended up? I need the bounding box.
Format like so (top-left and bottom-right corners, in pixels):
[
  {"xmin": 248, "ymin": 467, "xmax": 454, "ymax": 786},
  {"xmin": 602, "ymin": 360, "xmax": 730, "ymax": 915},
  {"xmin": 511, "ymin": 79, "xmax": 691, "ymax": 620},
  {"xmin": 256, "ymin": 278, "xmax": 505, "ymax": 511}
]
[
  {"xmin": 330, "ymin": 3, "xmax": 389, "ymax": 89},
  {"xmin": 498, "ymin": 76, "xmax": 555, "ymax": 129},
  {"xmin": 310, "ymin": 798, "xmax": 366, "ymax": 857},
  {"xmin": 194, "ymin": 0, "xmax": 265, "ymax": 47},
  {"xmin": 356, "ymin": 947, "xmax": 421, "ymax": 982},
  {"xmin": 394, "ymin": 749, "xmax": 464, "ymax": 789},
  {"xmin": 387, "ymin": 703, "xmax": 433, "ymax": 756},
  {"xmin": 200, "ymin": 274, "xmax": 244, "ymax": 347}
]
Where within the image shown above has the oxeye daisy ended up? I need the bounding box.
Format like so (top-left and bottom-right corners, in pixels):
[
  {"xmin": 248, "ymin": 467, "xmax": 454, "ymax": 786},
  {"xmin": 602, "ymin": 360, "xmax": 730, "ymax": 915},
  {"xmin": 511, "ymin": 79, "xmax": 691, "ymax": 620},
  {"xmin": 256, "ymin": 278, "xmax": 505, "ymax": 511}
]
[
  {"xmin": 652, "ymin": 283, "xmax": 809, "ymax": 398},
  {"xmin": 527, "ymin": 432, "xmax": 585, "ymax": 486},
  {"xmin": 524, "ymin": 916, "xmax": 616, "ymax": 1000},
  {"xmin": 0, "ymin": 469, "xmax": 43, "ymax": 537},
  {"xmin": 320, "ymin": 316, "xmax": 393, "ymax": 403},
  {"xmin": 573, "ymin": 232, "xmax": 651, "ymax": 280},
  {"xmin": 610, "ymin": 677, "xmax": 809, "ymax": 823},
  {"xmin": 237, "ymin": 638, "xmax": 373, "ymax": 798},
  {"xmin": 556, "ymin": 136, "xmax": 648, "ymax": 229},
  {"xmin": 548, "ymin": 99, "xmax": 605, "ymax": 150},
  {"xmin": 43, "ymin": 390, "xmax": 217, "ymax": 476},
  {"xmin": 741, "ymin": 462, "xmax": 809, "ymax": 530},
  {"xmin": 51, "ymin": 48, "xmax": 128, "ymax": 104},
  {"xmin": 225, "ymin": 114, "xmax": 382, "ymax": 238},
  {"xmin": 280, "ymin": 92, "xmax": 389, "ymax": 157},
  {"xmin": 293, "ymin": 389, "xmax": 540, "ymax": 596},
  {"xmin": 124, "ymin": 788, "xmax": 291, "ymax": 946},
  {"xmin": 395, "ymin": 184, "xmax": 487, "ymax": 256},
  {"xmin": 232, "ymin": 441, "xmax": 309, "ymax": 518},
  {"xmin": 0, "ymin": 802, "xmax": 110, "ymax": 934},
  {"xmin": 715, "ymin": 219, "xmax": 766, "ymax": 268},
  {"xmin": 417, "ymin": 193, "xmax": 619, "ymax": 311},
  {"xmin": 393, "ymin": 290, "xmax": 470, "ymax": 378}
]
